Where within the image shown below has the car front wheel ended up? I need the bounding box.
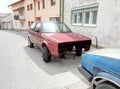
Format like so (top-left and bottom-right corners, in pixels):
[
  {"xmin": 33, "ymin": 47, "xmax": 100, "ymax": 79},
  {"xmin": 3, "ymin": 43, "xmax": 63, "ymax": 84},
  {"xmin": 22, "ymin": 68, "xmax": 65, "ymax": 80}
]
[
  {"xmin": 75, "ymin": 48, "xmax": 82, "ymax": 56},
  {"xmin": 59, "ymin": 53, "xmax": 65, "ymax": 58},
  {"xmin": 95, "ymin": 83, "xmax": 118, "ymax": 89},
  {"xmin": 42, "ymin": 46, "xmax": 51, "ymax": 63},
  {"xmin": 84, "ymin": 45, "xmax": 90, "ymax": 51}
]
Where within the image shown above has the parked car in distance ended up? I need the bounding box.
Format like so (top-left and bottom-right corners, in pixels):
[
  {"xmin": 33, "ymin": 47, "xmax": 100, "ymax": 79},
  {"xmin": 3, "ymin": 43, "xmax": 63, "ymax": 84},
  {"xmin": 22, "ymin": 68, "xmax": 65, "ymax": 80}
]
[
  {"xmin": 78, "ymin": 48, "xmax": 120, "ymax": 89},
  {"xmin": 28, "ymin": 21, "xmax": 91, "ymax": 63}
]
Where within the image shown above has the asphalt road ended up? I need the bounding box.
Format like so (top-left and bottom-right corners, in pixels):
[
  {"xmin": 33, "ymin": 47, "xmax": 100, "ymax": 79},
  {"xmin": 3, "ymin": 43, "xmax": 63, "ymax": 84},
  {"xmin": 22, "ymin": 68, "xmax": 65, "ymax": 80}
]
[{"xmin": 0, "ymin": 30, "xmax": 90, "ymax": 89}]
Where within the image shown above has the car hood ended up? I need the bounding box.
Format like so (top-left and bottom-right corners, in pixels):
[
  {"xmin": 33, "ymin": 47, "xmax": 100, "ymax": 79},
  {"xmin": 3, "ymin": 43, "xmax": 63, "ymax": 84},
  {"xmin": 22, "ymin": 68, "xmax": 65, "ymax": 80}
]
[
  {"xmin": 43, "ymin": 32, "xmax": 91, "ymax": 43},
  {"xmin": 82, "ymin": 48, "xmax": 120, "ymax": 77},
  {"xmin": 88, "ymin": 48, "xmax": 120, "ymax": 59}
]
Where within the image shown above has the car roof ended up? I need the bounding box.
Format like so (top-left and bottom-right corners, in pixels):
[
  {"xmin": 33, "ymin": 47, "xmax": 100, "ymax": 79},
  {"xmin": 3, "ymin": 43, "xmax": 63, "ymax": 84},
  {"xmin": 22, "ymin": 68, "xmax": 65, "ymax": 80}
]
[{"xmin": 87, "ymin": 48, "xmax": 120, "ymax": 59}]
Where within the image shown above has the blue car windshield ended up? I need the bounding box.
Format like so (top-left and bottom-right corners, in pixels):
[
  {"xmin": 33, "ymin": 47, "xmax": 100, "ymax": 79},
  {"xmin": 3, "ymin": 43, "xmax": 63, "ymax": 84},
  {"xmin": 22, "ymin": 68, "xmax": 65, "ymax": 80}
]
[{"xmin": 43, "ymin": 22, "xmax": 72, "ymax": 33}]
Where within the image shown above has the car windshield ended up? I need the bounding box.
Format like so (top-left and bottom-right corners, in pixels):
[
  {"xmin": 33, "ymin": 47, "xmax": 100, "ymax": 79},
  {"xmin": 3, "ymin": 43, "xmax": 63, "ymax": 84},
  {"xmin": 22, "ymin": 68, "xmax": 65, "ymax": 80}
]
[{"xmin": 43, "ymin": 22, "xmax": 72, "ymax": 33}]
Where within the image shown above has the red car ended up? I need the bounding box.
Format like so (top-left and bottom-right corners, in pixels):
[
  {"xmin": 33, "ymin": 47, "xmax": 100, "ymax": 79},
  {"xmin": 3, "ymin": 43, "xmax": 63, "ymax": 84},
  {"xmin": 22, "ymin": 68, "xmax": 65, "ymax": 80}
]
[{"xmin": 28, "ymin": 22, "xmax": 91, "ymax": 62}]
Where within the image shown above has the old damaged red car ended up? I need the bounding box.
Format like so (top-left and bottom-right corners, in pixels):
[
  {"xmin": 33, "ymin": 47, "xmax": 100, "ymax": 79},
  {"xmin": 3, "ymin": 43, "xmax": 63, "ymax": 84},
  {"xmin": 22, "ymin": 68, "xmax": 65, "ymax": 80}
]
[{"xmin": 28, "ymin": 22, "xmax": 91, "ymax": 62}]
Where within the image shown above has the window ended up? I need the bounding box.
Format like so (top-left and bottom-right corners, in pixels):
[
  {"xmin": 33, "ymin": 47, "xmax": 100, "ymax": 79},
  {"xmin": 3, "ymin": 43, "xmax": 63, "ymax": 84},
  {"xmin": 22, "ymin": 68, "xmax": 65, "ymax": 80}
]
[
  {"xmin": 51, "ymin": 0, "xmax": 56, "ymax": 6},
  {"xmin": 78, "ymin": 12, "xmax": 83, "ymax": 24},
  {"xmin": 91, "ymin": 11, "xmax": 97, "ymax": 24},
  {"xmin": 72, "ymin": 7, "xmax": 98, "ymax": 26},
  {"xmin": 38, "ymin": 1, "xmax": 40, "ymax": 10},
  {"xmin": 31, "ymin": 21, "xmax": 33, "ymax": 24},
  {"xmin": 84, "ymin": 11, "xmax": 90, "ymax": 24},
  {"xmin": 43, "ymin": 0, "xmax": 46, "ymax": 8},
  {"xmin": 34, "ymin": 23, "xmax": 41, "ymax": 32},
  {"xmin": 14, "ymin": 15, "xmax": 19, "ymax": 20},
  {"xmin": 50, "ymin": 17, "xmax": 60, "ymax": 21},
  {"xmin": 21, "ymin": 22, "xmax": 24, "ymax": 27},
  {"xmin": 43, "ymin": 22, "xmax": 71, "ymax": 33},
  {"xmin": 15, "ymin": 22, "xmax": 17, "ymax": 27},
  {"xmin": 30, "ymin": 4, "xmax": 33, "ymax": 10},
  {"xmin": 30, "ymin": 22, "xmax": 36, "ymax": 30},
  {"xmin": 72, "ymin": 11, "xmax": 83, "ymax": 24},
  {"xmin": 43, "ymin": 23, "xmax": 57, "ymax": 32},
  {"xmin": 36, "ymin": 17, "xmax": 41, "ymax": 21},
  {"xmin": 27, "ymin": 4, "xmax": 33, "ymax": 11},
  {"xmin": 27, "ymin": 5, "xmax": 29, "ymax": 11},
  {"xmin": 73, "ymin": 13, "xmax": 77, "ymax": 23}
]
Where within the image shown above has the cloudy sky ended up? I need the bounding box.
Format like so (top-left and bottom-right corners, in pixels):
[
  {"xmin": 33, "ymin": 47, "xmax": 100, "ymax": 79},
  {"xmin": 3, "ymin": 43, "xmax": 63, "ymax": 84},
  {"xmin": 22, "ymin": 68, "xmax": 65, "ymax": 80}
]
[{"xmin": 0, "ymin": 0, "xmax": 18, "ymax": 13}]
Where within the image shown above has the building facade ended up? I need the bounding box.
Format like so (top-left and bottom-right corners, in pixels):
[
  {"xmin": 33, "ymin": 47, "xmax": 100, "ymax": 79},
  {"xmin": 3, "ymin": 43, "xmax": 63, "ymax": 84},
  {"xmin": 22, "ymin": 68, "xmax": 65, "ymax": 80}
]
[
  {"xmin": 1, "ymin": 14, "xmax": 13, "ymax": 30},
  {"xmin": 64, "ymin": 0, "xmax": 120, "ymax": 47},
  {"xmin": 0, "ymin": 13, "xmax": 10, "ymax": 29},
  {"xmin": 10, "ymin": 0, "xmax": 63, "ymax": 30},
  {"xmin": 10, "ymin": 0, "xmax": 26, "ymax": 30},
  {"xmin": 35, "ymin": 0, "xmax": 61, "ymax": 21}
]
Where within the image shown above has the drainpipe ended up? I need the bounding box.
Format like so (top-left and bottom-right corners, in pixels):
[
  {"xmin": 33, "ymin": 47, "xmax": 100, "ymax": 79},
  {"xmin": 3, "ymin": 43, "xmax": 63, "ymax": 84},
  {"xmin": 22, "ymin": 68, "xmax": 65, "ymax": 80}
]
[
  {"xmin": 62, "ymin": 0, "xmax": 64, "ymax": 22},
  {"xmin": 95, "ymin": 36, "xmax": 98, "ymax": 48},
  {"xmin": 34, "ymin": 0, "xmax": 36, "ymax": 21},
  {"xmin": 60, "ymin": 0, "xmax": 64, "ymax": 22}
]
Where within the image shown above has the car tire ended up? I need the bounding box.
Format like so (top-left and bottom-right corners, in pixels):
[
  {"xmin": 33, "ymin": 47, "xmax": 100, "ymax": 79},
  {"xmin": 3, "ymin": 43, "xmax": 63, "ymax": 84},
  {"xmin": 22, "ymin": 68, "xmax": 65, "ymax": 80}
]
[
  {"xmin": 28, "ymin": 37, "xmax": 34, "ymax": 48},
  {"xmin": 75, "ymin": 48, "xmax": 82, "ymax": 56},
  {"xmin": 95, "ymin": 83, "xmax": 118, "ymax": 89},
  {"xmin": 42, "ymin": 46, "xmax": 51, "ymax": 63}
]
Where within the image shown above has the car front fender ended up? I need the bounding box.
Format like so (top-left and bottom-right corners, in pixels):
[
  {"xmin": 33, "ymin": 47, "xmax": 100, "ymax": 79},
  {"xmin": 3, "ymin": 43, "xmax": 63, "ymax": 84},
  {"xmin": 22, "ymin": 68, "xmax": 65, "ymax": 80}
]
[
  {"xmin": 91, "ymin": 72, "xmax": 120, "ymax": 88},
  {"xmin": 42, "ymin": 41, "xmax": 59, "ymax": 57},
  {"xmin": 42, "ymin": 41, "xmax": 49, "ymax": 49}
]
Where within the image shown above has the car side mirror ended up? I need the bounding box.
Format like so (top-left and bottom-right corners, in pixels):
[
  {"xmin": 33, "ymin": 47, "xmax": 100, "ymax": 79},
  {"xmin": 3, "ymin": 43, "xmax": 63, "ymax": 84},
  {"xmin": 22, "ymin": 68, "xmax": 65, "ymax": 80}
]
[{"xmin": 35, "ymin": 28, "xmax": 40, "ymax": 32}]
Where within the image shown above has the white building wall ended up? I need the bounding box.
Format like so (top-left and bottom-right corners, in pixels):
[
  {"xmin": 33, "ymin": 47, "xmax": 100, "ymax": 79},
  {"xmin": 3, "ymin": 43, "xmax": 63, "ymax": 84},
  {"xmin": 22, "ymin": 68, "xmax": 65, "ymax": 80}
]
[
  {"xmin": 4, "ymin": 22, "xmax": 13, "ymax": 30},
  {"xmin": 64, "ymin": 0, "xmax": 120, "ymax": 47},
  {"xmin": 96, "ymin": 0, "xmax": 120, "ymax": 47}
]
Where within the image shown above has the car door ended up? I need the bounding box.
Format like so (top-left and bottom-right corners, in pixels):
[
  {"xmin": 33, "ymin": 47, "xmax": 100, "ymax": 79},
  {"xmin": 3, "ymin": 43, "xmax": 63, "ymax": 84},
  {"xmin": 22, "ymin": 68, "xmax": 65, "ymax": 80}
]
[
  {"xmin": 29, "ymin": 22, "xmax": 37, "ymax": 43},
  {"xmin": 34, "ymin": 23, "xmax": 43, "ymax": 48}
]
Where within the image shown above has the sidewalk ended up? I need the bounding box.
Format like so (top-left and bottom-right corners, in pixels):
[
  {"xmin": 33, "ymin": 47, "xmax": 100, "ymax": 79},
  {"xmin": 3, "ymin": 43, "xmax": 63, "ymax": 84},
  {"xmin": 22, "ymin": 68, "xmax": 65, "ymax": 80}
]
[
  {"xmin": 61, "ymin": 46, "xmax": 101, "ymax": 89},
  {"xmin": 60, "ymin": 65, "xmax": 90, "ymax": 89},
  {"xmin": 61, "ymin": 81, "xmax": 90, "ymax": 89}
]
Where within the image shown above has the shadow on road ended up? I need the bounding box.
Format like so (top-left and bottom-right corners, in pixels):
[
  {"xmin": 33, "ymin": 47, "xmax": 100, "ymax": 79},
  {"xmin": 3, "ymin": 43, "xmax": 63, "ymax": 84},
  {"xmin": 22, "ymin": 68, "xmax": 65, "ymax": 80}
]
[
  {"xmin": 24, "ymin": 46, "xmax": 90, "ymax": 85},
  {"xmin": 24, "ymin": 46, "xmax": 81, "ymax": 75}
]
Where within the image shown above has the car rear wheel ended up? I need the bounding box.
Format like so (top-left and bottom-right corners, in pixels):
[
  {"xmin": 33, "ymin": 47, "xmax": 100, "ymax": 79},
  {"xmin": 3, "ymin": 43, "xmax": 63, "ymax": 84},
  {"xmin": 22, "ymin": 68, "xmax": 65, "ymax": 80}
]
[
  {"xmin": 42, "ymin": 46, "xmax": 51, "ymax": 63},
  {"xmin": 95, "ymin": 83, "xmax": 118, "ymax": 89},
  {"xmin": 28, "ymin": 37, "xmax": 34, "ymax": 48},
  {"xmin": 75, "ymin": 48, "xmax": 82, "ymax": 56}
]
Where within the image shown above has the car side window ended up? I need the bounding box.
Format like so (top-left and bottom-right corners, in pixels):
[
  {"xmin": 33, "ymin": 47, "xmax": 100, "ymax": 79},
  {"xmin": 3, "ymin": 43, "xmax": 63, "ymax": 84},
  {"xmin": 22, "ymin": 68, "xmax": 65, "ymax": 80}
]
[
  {"xmin": 34, "ymin": 23, "xmax": 41, "ymax": 32},
  {"xmin": 30, "ymin": 22, "xmax": 36, "ymax": 30}
]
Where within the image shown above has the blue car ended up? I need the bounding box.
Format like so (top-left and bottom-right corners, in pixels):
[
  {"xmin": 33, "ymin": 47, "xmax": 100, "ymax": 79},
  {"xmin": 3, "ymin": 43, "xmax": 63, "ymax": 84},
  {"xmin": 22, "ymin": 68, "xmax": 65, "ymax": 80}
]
[{"xmin": 78, "ymin": 48, "xmax": 120, "ymax": 89}]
